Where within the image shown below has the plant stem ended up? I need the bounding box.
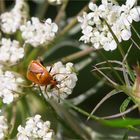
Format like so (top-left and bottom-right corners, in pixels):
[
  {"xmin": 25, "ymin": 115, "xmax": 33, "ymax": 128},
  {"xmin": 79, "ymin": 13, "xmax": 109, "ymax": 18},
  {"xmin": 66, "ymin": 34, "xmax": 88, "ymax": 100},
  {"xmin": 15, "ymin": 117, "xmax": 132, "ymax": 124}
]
[
  {"xmin": 24, "ymin": 48, "xmax": 39, "ymax": 65},
  {"xmin": 87, "ymin": 89, "xmax": 120, "ymax": 120},
  {"xmin": 0, "ymin": 0, "xmax": 5, "ymax": 13},
  {"xmin": 131, "ymin": 38, "xmax": 140, "ymax": 50},
  {"xmin": 131, "ymin": 24, "xmax": 140, "ymax": 40},
  {"xmin": 36, "ymin": 0, "xmax": 49, "ymax": 19},
  {"xmin": 55, "ymin": 0, "xmax": 69, "ymax": 24},
  {"xmin": 96, "ymin": 50, "xmax": 125, "ymax": 85},
  {"xmin": 61, "ymin": 47, "xmax": 94, "ymax": 63},
  {"xmin": 9, "ymin": 102, "xmax": 17, "ymax": 138},
  {"xmin": 63, "ymin": 100, "xmax": 99, "ymax": 120},
  {"xmin": 101, "ymin": 104, "xmax": 138, "ymax": 119}
]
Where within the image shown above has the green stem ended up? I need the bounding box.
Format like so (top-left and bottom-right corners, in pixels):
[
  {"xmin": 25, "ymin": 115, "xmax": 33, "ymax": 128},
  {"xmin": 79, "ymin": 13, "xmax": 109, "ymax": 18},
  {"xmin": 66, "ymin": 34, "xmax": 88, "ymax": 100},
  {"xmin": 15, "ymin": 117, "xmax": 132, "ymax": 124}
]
[
  {"xmin": 87, "ymin": 89, "xmax": 120, "ymax": 120},
  {"xmin": 8, "ymin": 103, "xmax": 17, "ymax": 139},
  {"xmin": 93, "ymin": 66, "xmax": 118, "ymax": 86},
  {"xmin": 35, "ymin": 1, "xmax": 49, "ymax": 19},
  {"xmin": 63, "ymin": 100, "xmax": 99, "ymax": 121},
  {"xmin": 131, "ymin": 38, "xmax": 140, "ymax": 50},
  {"xmin": 55, "ymin": 0, "xmax": 69, "ymax": 24},
  {"xmin": 97, "ymin": 50, "xmax": 125, "ymax": 85},
  {"xmin": 24, "ymin": 48, "xmax": 39, "ymax": 65},
  {"xmin": 0, "ymin": 0, "xmax": 5, "ymax": 13},
  {"xmin": 131, "ymin": 24, "xmax": 140, "ymax": 40}
]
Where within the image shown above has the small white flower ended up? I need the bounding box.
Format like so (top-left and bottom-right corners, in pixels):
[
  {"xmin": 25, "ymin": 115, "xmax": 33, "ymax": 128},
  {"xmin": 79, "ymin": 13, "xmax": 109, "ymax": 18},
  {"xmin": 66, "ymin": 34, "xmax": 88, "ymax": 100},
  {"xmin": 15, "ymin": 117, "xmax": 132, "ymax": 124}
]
[
  {"xmin": 0, "ymin": 0, "xmax": 28, "ymax": 34},
  {"xmin": 66, "ymin": 62, "xmax": 74, "ymax": 72},
  {"xmin": 130, "ymin": 6, "xmax": 140, "ymax": 22},
  {"xmin": 0, "ymin": 116, "xmax": 8, "ymax": 140},
  {"xmin": 121, "ymin": 28, "xmax": 132, "ymax": 41},
  {"xmin": 0, "ymin": 71, "xmax": 24, "ymax": 104},
  {"xmin": 121, "ymin": 0, "xmax": 140, "ymax": 26},
  {"xmin": 45, "ymin": 18, "xmax": 58, "ymax": 37},
  {"xmin": 126, "ymin": 0, "xmax": 136, "ymax": 8},
  {"xmin": 98, "ymin": 0, "xmax": 119, "ymax": 21},
  {"xmin": 91, "ymin": 31, "xmax": 103, "ymax": 49},
  {"xmin": 43, "ymin": 132, "xmax": 53, "ymax": 140},
  {"xmin": 101, "ymin": 32, "xmax": 117, "ymax": 51},
  {"xmin": 79, "ymin": 25, "xmax": 93, "ymax": 43},
  {"xmin": 20, "ymin": 17, "xmax": 58, "ymax": 47},
  {"xmin": 78, "ymin": 12, "xmax": 94, "ymax": 29},
  {"xmin": 0, "ymin": 38, "xmax": 24, "ymax": 64},
  {"xmin": 17, "ymin": 114, "xmax": 54, "ymax": 140},
  {"xmin": 88, "ymin": 2, "xmax": 101, "ymax": 23},
  {"xmin": 103, "ymin": 39, "xmax": 117, "ymax": 51},
  {"xmin": 2, "ymin": 89, "xmax": 14, "ymax": 104}
]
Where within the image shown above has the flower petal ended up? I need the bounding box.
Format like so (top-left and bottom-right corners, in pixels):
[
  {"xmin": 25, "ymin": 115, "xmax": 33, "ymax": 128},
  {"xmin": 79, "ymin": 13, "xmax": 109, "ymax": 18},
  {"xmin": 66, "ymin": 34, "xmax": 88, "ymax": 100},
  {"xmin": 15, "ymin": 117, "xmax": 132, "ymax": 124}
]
[{"xmin": 121, "ymin": 29, "xmax": 131, "ymax": 41}]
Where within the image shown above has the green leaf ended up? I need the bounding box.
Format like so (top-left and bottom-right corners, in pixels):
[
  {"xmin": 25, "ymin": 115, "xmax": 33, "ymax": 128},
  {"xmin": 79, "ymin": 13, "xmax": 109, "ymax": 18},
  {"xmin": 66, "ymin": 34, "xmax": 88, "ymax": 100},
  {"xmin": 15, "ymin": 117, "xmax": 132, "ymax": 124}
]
[
  {"xmin": 120, "ymin": 97, "xmax": 131, "ymax": 113},
  {"xmin": 100, "ymin": 118, "xmax": 140, "ymax": 127}
]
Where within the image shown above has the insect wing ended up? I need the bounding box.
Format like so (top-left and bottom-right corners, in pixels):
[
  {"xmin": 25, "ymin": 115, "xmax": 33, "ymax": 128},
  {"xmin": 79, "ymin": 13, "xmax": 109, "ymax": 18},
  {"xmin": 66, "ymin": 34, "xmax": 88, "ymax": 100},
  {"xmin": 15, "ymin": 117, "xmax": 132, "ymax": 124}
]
[
  {"xmin": 27, "ymin": 60, "xmax": 46, "ymax": 84},
  {"xmin": 27, "ymin": 70, "xmax": 41, "ymax": 84},
  {"xmin": 28, "ymin": 60, "xmax": 46, "ymax": 74}
]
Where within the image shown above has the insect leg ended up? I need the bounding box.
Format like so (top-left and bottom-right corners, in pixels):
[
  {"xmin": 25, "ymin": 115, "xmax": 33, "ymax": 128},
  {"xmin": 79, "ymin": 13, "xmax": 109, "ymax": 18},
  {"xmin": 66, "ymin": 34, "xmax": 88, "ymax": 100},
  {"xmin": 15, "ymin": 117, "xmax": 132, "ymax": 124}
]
[
  {"xmin": 18, "ymin": 83, "xmax": 35, "ymax": 88},
  {"xmin": 45, "ymin": 86, "xmax": 50, "ymax": 99},
  {"xmin": 49, "ymin": 65, "xmax": 53, "ymax": 73}
]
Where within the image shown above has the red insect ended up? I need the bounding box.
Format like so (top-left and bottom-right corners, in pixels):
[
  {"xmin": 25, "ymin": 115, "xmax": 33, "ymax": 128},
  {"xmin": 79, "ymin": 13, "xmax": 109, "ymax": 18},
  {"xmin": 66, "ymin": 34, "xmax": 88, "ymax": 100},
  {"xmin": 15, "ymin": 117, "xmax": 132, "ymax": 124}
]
[{"xmin": 27, "ymin": 60, "xmax": 57, "ymax": 88}]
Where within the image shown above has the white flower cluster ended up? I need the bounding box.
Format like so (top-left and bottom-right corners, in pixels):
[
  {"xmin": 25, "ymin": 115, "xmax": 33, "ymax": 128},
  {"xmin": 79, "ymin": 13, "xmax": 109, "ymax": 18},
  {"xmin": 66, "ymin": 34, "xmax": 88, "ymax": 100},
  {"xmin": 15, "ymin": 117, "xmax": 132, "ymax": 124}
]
[
  {"xmin": 0, "ymin": 71, "xmax": 24, "ymax": 104},
  {"xmin": 20, "ymin": 17, "xmax": 58, "ymax": 47},
  {"xmin": 0, "ymin": 0, "xmax": 28, "ymax": 34},
  {"xmin": 0, "ymin": 38, "xmax": 24, "ymax": 64},
  {"xmin": 78, "ymin": 0, "xmax": 140, "ymax": 51},
  {"xmin": 17, "ymin": 114, "xmax": 53, "ymax": 140},
  {"xmin": 0, "ymin": 116, "xmax": 8, "ymax": 139},
  {"xmin": 41, "ymin": 61, "xmax": 78, "ymax": 101}
]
